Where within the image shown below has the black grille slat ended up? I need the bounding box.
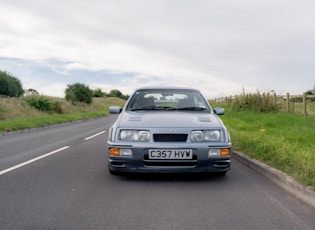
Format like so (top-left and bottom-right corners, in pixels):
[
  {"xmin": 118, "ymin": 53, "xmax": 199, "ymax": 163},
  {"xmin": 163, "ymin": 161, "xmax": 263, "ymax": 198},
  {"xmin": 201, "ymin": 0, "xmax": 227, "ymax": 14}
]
[
  {"xmin": 144, "ymin": 155, "xmax": 198, "ymax": 167},
  {"xmin": 153, "ymin": 134, "xmax": 188, "ymax": 142},
  {"xmin": 144, "ymin": 161, "xmax": 196, "ymax": 167},
  {"xmin": 144, "ymin": 155, "xmax": 197, "ymax": 161}
]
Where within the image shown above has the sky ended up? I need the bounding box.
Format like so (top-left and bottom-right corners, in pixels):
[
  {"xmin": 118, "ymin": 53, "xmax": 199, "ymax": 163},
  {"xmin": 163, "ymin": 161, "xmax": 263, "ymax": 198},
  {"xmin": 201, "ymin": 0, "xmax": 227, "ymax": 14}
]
[{"xmin": 0, "ymin": 0, "xmax": 315, "ymax": 99}]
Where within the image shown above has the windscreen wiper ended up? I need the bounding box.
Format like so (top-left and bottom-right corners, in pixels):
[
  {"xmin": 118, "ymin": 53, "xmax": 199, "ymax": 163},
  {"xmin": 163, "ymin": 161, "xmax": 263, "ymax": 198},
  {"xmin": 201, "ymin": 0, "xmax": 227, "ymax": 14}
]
[
  {"xmin": 130, "ymin": 107, "xmax": 157, "ymax": 111},
  {"xmin": 177, "ymin": 107, "xmax": 207, "ymax": 111},
  {"xmin": 131, "ymin": 106, "xmax": 178, "ymax": 111}
]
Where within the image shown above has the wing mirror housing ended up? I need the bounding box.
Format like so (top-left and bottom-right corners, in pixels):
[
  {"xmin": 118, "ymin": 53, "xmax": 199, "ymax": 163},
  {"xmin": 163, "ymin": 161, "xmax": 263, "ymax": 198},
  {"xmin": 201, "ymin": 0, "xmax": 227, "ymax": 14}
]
[
  {"xmin": 109, "ymin": 106, "xmax": 122, "ymax": 114},
  {"xmin": 213, "ymin": 107, "xmax": 225, "ymax": 115}
]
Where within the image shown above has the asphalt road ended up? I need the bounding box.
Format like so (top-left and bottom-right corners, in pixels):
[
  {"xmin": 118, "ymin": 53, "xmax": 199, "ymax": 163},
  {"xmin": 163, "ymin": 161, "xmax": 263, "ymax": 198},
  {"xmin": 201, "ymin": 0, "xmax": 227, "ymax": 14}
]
[{"xmin": 0, "ymin": 115, "xmax": 314, "ymax": 230}]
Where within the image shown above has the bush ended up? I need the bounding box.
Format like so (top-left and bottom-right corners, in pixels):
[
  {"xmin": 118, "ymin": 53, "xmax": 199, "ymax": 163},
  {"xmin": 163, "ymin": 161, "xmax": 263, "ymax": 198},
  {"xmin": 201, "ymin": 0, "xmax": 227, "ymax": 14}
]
[
  {"xmin": 65, "ymin": 83, "xmax": 92, "ymax": 104},
  {"xmin": 52, "ymin": 101, "xmax": 63, "ymax": 114},
  {"xmin": 290, "ymin": 97, "xmax": 303, "ymax": 103},
  {"xmin": 0, "ymin": 70, "xmax": 24, "ymax": 97},
  {"xmin": 25, "ymin": 96, "xmax": 53, "ymax": 112},
  {"xmin": 107, "ymin": 89, "xmax": 129, "ymax": 100},
  {"xmin": 92, "ymin": 88, "xmax": 105, "ymax": 98}
]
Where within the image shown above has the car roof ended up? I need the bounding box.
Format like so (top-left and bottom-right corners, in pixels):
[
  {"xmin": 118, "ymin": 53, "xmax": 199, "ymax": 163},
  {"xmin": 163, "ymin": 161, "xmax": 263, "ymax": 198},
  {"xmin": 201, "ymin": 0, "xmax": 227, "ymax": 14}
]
[{"xmin": 131, "ymin": 87, "xmax": 201, "ymax": 92}]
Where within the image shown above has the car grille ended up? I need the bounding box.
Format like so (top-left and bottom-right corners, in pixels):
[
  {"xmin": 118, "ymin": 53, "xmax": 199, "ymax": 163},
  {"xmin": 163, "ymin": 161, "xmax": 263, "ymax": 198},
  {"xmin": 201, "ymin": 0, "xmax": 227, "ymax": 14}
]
[
  {"xmin": 143, "ymin": 155, "xmax": 197, "ymax": 167},
  {"xmin": 153, "ymin": 134, "xmax": 188, "ymax": 142}
]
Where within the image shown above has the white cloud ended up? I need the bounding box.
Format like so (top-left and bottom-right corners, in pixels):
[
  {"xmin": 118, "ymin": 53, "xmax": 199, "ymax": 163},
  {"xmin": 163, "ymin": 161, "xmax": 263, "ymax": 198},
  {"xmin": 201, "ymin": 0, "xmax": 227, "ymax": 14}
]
[{"xmin": 1, "ymin": 0, "xmax": 315, "ymax": 99}]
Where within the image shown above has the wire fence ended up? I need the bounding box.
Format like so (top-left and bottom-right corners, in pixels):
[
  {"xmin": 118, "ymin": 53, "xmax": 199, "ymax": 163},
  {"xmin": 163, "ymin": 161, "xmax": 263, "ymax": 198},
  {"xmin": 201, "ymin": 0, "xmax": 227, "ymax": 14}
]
[{"xmin": 210, "ymin": 93, "xmax": 315, "ymax": 117}]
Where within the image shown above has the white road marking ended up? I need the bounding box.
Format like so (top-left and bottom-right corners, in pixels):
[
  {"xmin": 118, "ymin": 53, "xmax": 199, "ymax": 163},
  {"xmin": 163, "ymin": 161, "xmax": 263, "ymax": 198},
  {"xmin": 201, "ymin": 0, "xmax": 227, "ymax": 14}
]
[
  {"xmin": 84, "ymin": 131, "xmax": 106, "ymax": 141},
  {"xmin": 0, "ymin": 146, "xmax": 70, "ymax": 176}
]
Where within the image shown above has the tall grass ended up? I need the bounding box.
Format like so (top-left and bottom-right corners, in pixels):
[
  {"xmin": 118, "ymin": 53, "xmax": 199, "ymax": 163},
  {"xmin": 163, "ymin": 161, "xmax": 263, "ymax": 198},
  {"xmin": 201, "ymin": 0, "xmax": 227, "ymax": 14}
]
[
  {"xmin": 232, "ymin": 90, "xmax": 279, "ymax": 112},
  {"xmin": 213, "ymin": 91, "xmax": 315, "ymax": 190},
  {"xmin": 0, "ymin": 96, "xmax": 125, "ymax": 132},
  {"xmin": 219, "ymin": 105, "xmax": 315, "ymax": 191}
]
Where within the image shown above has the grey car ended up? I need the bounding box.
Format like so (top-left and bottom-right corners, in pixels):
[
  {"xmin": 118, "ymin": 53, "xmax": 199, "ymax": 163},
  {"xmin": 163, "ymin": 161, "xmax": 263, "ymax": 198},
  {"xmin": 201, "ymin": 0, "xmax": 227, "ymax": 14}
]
[{"xmin": 107, "ymin": 88, "xmax": 232, "ymax": 175}]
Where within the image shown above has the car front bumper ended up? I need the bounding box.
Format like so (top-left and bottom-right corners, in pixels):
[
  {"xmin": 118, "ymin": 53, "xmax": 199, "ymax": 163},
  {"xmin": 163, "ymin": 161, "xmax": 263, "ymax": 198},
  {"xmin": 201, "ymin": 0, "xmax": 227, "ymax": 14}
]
[{"xmin": 107, "ymin": 142, "xmax": 231, "ymax": 174}]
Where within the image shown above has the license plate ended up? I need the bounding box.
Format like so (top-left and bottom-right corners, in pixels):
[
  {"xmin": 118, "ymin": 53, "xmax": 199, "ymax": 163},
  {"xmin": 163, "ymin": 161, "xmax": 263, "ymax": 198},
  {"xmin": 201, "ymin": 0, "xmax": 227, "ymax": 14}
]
[{"xmin": 149, "ymin": 149, "xmax": 193, "ymax": 159}]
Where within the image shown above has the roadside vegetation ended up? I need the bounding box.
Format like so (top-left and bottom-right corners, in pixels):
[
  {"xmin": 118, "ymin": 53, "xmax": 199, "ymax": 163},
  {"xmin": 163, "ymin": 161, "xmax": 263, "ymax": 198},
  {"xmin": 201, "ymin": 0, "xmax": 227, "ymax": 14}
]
[
  {"xmin": 214, "ymin": 91, "xmax": 315, "ymax": 192},
  {"xmin": 0, "ymin": 70, "xmax": 127, "ymax": 132},
  {"xmin": 0, "ymin": 96, "xmax": 125, "ymax": 132},
  {"xmin": 1, "ymin": 69, "xmax": 314, "ymax": 191}
]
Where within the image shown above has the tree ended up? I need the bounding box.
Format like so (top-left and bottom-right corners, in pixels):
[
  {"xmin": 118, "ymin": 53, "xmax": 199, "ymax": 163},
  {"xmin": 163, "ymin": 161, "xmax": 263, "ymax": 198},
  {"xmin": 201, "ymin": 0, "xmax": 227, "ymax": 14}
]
[
  {"xmin": 0, "ymin": 70, "xmax": 24, "ymax": 97},
  {"xmin": 305, "ymin": 85, "xmax": 315, "ymax": 95},
  {"xmin": 305, "ymin": 85, "xmax": 315, "ymax": 101},
  {"xmin": 92, "ymin": 88, "xmax": 105, "ymax": 97},
  {"xmin": 24, "ymin": 88, "xmax": 39, "ymax": 96},
  {"xmin": 108, "ymin": 89, "xmax": 129, "ymax": 100},
  {"xmin": 108, "ymin": 89, "xmax": 123, "ymax": 98},
  {"xmin": 65, "ymin": 83, "xmax": 92, "ymax": 104}
]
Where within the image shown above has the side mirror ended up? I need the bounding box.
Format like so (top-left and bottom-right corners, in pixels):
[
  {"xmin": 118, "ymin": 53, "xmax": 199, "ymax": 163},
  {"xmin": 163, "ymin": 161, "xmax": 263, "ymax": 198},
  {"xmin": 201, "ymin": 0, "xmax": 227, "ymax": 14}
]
[
  {"xmin": 109, "ymin": 106, "xmax": 122, "ymax": 114},
  {"xmin": 214, "ymin": 107, "xmax": 224, "ymax": 115}
]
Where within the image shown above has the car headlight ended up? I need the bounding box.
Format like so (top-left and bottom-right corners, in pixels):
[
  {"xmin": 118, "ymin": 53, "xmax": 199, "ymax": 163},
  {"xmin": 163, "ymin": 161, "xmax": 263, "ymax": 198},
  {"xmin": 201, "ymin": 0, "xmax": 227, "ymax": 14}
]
[
  {"xmin": 119, "ymin": 130, "xmax": 150, "ymax": 142},
  {"xmin": 138, "ymin": 130, "xmax": 151, "ymax": 142},
  {"xmin": 191, "ymin": 130, "xmax": 221, "ymax": 142}
]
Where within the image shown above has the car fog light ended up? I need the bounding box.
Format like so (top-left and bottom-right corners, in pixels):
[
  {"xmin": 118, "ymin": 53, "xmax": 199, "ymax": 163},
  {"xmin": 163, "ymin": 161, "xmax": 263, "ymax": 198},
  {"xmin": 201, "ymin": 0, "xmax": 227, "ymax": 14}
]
[
  {"xmin": 208, "ymin": 149, "xmax": 220, "ymax": 157},
  {"xmin": 208, "ymin": 148, "xmax": 230, "ymax": 157},
  {"xmin": 110, "ymin": 148, "xmax": 133, "ymax": 156},
  {"xmin": 120, "ymin": 149, "xmax": 133, "ymax": 156}
]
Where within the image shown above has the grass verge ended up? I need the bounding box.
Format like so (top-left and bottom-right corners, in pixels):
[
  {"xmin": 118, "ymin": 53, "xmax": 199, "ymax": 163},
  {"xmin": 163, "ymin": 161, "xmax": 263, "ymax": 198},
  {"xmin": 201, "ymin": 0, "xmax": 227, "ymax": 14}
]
[
  {"xmin": 219, "ymin": 105, "xmax": 315, "ymax": 191},
  {"xmin": 0, "ymin": 97, "xmax": 125, "ymax": 132},
  {"xmin": 0, "ymin": 112, "xmax": 105, "ymax": 132}
]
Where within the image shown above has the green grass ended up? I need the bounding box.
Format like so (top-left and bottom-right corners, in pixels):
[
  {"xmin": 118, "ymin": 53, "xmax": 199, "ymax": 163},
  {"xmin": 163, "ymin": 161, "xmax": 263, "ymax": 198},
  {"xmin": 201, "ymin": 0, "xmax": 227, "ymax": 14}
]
[
  {"xmin": 0, "ymin": 97, "xmax": 125, "ymax": 132},
  {"xmin": 219, "ymin": 105, "xmax": 315, "ymax": 191}
]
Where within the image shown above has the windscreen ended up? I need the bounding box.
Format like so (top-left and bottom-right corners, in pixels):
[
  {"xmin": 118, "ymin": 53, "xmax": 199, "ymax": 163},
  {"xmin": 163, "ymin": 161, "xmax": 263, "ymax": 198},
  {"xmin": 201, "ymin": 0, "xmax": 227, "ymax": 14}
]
[{"xmin": 126, "ymin": 89, "xmax": 211, "ymax": 112}]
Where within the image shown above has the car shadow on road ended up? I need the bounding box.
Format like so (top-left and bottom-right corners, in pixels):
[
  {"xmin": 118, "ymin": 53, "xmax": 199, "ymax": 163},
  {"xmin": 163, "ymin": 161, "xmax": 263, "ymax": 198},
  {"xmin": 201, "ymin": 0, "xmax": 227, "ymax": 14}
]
[{"xmin": 111, "ymin": 172, "xmax": 230, "ymax": 183}]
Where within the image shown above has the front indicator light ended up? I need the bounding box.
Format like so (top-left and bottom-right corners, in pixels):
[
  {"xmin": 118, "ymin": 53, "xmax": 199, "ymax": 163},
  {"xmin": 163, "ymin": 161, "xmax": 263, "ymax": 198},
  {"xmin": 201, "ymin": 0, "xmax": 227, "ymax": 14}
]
[
  {"xmin": 109, "ymin": 148, "xmax": 133, "ymax": 157},
  {"xmin": 110, "ymin": 148, "xmax": 120, "ymax": 156},
  {"xmin": 208, "ymin": 148, "xmax": 230, "ymax": 157},
  {"xmin": 220, "ymin": 148, "xmax": 230, "ymax": 157}
]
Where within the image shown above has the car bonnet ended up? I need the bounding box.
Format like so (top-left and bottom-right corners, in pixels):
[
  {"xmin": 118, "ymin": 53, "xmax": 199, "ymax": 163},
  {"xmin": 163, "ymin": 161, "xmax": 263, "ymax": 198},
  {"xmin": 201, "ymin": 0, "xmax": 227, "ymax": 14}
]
[{"xmin": 117, "ymin": 111, "xmax": 223, "ymax": 128}]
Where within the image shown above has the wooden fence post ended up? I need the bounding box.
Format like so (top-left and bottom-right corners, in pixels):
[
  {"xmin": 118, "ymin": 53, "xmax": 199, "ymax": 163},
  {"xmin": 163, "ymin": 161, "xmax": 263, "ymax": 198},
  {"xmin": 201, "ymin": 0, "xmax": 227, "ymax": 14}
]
[
  {"xmin": 273, "ymin": 93, "xmax": 276, "ymax": 108},
  {"xmin": 303, "ymin": 93, "xmax": 307, "ymax": 117},
  {"xmin": 286, "ymin": 93, "xmax": 290, "ymax": 113}
]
